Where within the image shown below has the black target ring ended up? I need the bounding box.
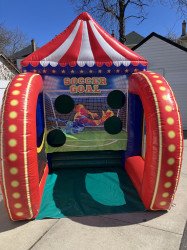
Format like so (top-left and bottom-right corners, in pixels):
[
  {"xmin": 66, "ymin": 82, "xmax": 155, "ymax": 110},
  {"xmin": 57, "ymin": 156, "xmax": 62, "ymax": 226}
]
[
  {"xmin": 107, "ymin": 90, "xmax": 126, "ymax": 109},
  {"xmin": 47, "ymin": 129, "xmax": 66, "ymax": 147},
  {"xmin": 54, "ymin": 94, "xmax": 75, "ymax": 114},
  {"xmin": 104, "ymin": 116, "xmax": 122, "ymax": 135}
]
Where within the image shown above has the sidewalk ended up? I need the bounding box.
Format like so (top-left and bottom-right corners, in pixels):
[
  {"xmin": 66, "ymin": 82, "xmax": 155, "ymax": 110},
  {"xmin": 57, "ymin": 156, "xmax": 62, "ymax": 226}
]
[{"xmin": 0, "ymin": 140, "xmax": 186, "ymax": 250}]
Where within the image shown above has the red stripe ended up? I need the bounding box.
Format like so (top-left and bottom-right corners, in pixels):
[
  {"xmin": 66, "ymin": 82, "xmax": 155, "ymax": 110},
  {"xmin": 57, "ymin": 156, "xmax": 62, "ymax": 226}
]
[
  {"xmin": 87, "ymin": 21, "xmax": 112, "ymax": 67},
  {"xmin": 21, "ymin": 16, "xmax": 80, "ymax": 67},
  {"xmin": 94, "ymin": 22, "xmax": 147, "ymax": 64},
  {"xmin": 59, "ymin": 21, "xmax": 83, "ymax": 67}
]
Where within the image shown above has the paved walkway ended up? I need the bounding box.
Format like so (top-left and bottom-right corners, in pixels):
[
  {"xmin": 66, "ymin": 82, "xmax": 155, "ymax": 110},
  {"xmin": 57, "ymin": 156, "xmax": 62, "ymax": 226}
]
[{"xmin": 0, "ymin": 140, "xmax": 186, "ymax": 250}]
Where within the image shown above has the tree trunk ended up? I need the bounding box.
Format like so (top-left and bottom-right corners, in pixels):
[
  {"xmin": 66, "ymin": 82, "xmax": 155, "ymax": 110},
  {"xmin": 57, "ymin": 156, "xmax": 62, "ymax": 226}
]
[{"xmin": 118, "ymin": 0, "xmax": 125, "ymax": 44}]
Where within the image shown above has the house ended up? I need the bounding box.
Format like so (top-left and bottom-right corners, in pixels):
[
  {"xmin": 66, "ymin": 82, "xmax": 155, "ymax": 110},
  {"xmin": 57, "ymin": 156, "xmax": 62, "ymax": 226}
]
[
  {"xmin": 133, "ymin": 32, "xmax": 187, "ymax": 129},
  {"xmin": 125, "ymin": 31, "xmax": 144, "ymax": 48},
  {"xmin": 0, "ymin": 54, "xmax": 20, "ymax": 107},
  {"xmin": 10, "ymin": 39, "xmax": 37, "ymax": 70}
]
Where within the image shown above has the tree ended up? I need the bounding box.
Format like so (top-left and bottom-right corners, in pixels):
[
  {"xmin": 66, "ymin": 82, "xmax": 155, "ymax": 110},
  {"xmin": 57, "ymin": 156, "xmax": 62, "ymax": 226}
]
[
  {"xmin": 69, "ymin": 0, "xmax": 187, "ymax": 44},
  {"xmin": 0, "ymin": 24, "xmax": 29, "ymax": 57}
]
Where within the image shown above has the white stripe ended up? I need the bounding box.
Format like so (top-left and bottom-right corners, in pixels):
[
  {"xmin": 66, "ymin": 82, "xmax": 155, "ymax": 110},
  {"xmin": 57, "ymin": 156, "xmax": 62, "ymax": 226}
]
[
  {"xmin": 89, "ymin": 21, "xmax": 130, "ymax": 66},
  {"xmin": 77, "ymin": 21, "xmax": 95, "ymax": 67},
  {"xmin": 94, "ymin": 21, "xmax": 142, "ymax": 61},
  {"xmin": 41, "ymin": 20, "xmax": 81, "ymax": 65}
]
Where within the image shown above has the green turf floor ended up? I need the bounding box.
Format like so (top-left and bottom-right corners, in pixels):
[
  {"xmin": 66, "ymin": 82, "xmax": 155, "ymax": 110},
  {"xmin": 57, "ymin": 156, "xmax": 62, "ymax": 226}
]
[
  {"xmin": 46, "ymin": 130, "xmax": 127, "ymax": 153},
  {"xmin": 36, "ymin": 167, "xmax": 145, "ymax": 219}
]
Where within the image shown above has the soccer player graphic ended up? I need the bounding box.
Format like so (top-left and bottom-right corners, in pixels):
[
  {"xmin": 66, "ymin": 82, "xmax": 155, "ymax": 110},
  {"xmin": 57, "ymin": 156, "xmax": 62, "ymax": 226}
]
[{"xmin": 63, "ymin": 104, "xmax": 114, "ymax": 134}]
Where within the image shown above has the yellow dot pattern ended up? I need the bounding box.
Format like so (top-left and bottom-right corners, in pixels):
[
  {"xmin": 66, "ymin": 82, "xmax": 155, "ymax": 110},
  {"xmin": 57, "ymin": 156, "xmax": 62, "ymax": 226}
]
[
  {"xmin": 156, "ymin": 80, "xmax": 163, "ymax": 84},
  {"xmin": 11, "ymin": 181, "xmax": 20, "ymax": 188},
  {"xmin": 164, "ymin": 182, "xmax": 172, "ymax": 188},
  {"xmin": 10, "ymin": 167, "xmax": 18, "ymax": 175},
  {"xmin": 14, "ymin": 203, "xmax": 22, "ymax": 209},
  {"xmin": 8, "ymin": 125, "xmax": 17, "ymax": 133},
  {"xmin": 9, "ymin": 111, "xmax": 17, "ymax": 119},
  {"xmin": 162, "ymin": 95, "xmax": 168, "ymax": 100},
  {"xmin": 165, "ymin": 105, "xmax": 172, "ymax": 112},
  {"xmin": 12, "ymin": 192, "xmax": 20, "ymax": 199},
  {"xmin": 10, "ymin": 99, "xmax": 19, "ymax": 106},
  {"xmin": 153, "ymin": 75, "xmax": 159, "ymax": 78},
  {"xmin": 9, "ymin": 153, "xmax": 17, "ymax": 161},
  {"xmin": 159, "ymin": 86, "xmax": 166, "ymax": 91},
  {"xmin": 12, "ymin": 90, "xmax": 20, "ymax": 96},
  {"xmin": 167, "ymin": 117, "xmax": 174, "ymax": 125},
  {"xmin": 168, "ymin": 144, "xmax": 176, "ymax": 152},
  {"xmin": 167, "ymin": 158, "xmax": 175, "ymax": 165},
  {"xmin": 162, "ymin": 192, "xmax": 169, "ymax": 198},
  {"xmin": 8, "ymin": 139, "xmax": 17, "ymax": 147},
  {"xmin": 16, "ymin": 212, "xmax": 24, "ymax": 217},
  {"xmin": 160, "ymin": 201, "xmax": 167, "ymax": 206},
  {"xmin": 168, "ymin": 131, "xmax": 176, "ymax": 139},
  {"xmin": 166, "ymin": 171, "xmax": 174, "ymax": 177},
  {"xmin": 16, "ymin": 78, "xmax": 23, "ymax": 81},
  {"xmin": 14, "ymin": 83, "xmax": 22, "ymax": 87}
]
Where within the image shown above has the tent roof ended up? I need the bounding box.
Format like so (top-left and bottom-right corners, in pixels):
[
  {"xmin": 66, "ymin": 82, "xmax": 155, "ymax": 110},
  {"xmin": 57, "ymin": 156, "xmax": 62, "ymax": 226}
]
[{"xmin": 21, "ymin": 12, "xmax": 147, "ymax": 75}]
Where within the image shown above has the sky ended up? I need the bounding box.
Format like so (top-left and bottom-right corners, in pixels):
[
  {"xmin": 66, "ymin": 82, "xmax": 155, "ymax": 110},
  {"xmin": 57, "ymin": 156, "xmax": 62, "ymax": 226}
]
[{"xmin": 0, "ymin": 0, "xmax": 186, "ymax": 47}]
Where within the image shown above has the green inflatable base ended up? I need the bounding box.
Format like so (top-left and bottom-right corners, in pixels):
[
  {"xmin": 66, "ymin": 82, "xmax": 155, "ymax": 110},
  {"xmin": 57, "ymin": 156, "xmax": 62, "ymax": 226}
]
[{"xmin": 36, "ymin": 167, "xmax": 145, "ymax": 219}]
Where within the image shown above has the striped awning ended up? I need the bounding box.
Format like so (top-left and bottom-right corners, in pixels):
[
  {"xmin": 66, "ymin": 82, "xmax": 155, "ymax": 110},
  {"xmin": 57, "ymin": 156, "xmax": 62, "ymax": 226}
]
[{"xmin": 21, "ymin": 12, "xmax": 147, "ymax": 75}]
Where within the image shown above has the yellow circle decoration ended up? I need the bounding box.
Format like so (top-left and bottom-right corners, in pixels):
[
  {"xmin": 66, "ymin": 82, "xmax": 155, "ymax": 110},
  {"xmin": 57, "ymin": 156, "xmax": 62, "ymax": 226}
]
[
  {"xmin": 16, "ymin": 212, "xmax": 24, "ymax": 217},
  {"xmin": 162, "ymin": 192, "xmax": 169, "ymax": 198},
  {"xmin": 153, "ymin": 75, "xmax": 159, "ymax": 78},
  {"xmin": 156, "ymin": 80, "xmax": 163, "ymax": 84},
  {"xmin": 12, "ymin": 192, "xmax": 20, "ymax": 199},
  {"xmin": 159, "ymin": 86, "xmax": 166, "ymax": 91},
  {"xmin": 12, "ymin": 90, "xmax": 20, "ymax": 96},
  {"xmin": 10, "ymin": 99, "xmax": 19, "ymax": 106},
  {"xmin": 162, "ymin": 95, "xmax": 168, "ymax": 100},
  {"xmin": 168, "ymin": 144, "xmax": 176, "ymax": 152},
  {"xmin": 166, "ymin": 171, "xmax": 174, "ymax": 177},
  {"xmin": 160, "ymin": 201, "xmax": 167, "ymax": 206},
  {"xmin": 14, "ymin": 203, "xmax": 22, "ymax": 209},
  {"xmin": 9, "ymin": 111, "xmax": 18, "ymax": 119},
  {"xmin": 165, "ymin": 105, "xmax": 172, "ymax": 112},
  {"xmin": 167, "ymin": 117, "xmax": 174, "ymax": 125},
  {"xmin": 9, "ymin": 153, "xmax": 17, "ymax": 161},
  {"xmin": 16, "ymin": 78, "xmax": 23, "ymax": 81},
  {"xmin": 10, "ymin": 167, "xmax": 18, "ymax": 175},
  {"xmin": 14, "ymin": 83, "xmax": 22, "ymax": 87},
  {"xmin": 8, "ymin": 139, "xmax": 17, "ymax": 147},
  {"xmin": 11, "ymin": 180, "xmax": 20, "ymax": 188},
  {"xmin": 164, "ymin": 182, "xmax": 172, "ymax": 188},
  {"xmin": 8, "ymin": 125, "xmax": 17, "ymax": 133},
  {"xmin": 168, "ymin": 131, "xmax": 176, "ymax": 139},
  {"xmin": 167, "ymin": 158, "xmax": 175, "ymax": 165}
]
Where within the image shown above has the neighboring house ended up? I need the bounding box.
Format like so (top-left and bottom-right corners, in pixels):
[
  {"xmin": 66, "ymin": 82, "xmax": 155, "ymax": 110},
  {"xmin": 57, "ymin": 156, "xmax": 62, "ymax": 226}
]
[
  {"xmin": 10, "ymin": 39, "xmax": 37, "ymax": 70},
  {"xmin": 133, "ymin": 32, "xmax": 187, "ymax": 129},
  {"xmin": 0, "ymin": 54, "xmax": 20, "ymax": 107},
  {"xmin": 177, "ymin": 20, "xmax": 187, "ymax": 48},
  {"xmin": 125, "ymin": 31, "xmax": 144, "ymax": 48}
]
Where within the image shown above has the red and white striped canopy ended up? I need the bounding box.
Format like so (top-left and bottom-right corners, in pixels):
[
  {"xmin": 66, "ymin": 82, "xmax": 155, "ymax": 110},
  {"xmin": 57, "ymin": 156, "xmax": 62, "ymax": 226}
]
[{"xmin": 21, "ymin": 12, "xmax": 147, "ymax": 69}]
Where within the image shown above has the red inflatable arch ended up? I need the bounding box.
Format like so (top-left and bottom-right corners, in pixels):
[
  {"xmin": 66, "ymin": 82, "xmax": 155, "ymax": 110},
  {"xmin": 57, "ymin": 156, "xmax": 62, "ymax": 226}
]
[
  {"xmin": 0, "ymin": 73, "xmax": 48, "ymax": 220},
  {"xmin": 126, "ymin": 71, "xmax": 183, "ymax": 210}
]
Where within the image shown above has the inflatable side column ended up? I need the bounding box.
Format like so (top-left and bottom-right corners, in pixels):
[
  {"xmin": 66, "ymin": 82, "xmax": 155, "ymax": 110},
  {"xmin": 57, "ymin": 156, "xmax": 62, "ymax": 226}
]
[
  {"xmin": 0, "ymin": 73, "xmax": 48, "ymax": 220},
  {"xmin": 126, "ymin": 71, "xmax": 183, "ymax": 210}
]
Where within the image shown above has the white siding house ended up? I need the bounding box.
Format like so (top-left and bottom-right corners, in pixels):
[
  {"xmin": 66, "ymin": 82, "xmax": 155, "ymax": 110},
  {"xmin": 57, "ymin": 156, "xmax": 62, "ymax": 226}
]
[
  {"xmin": 0, "ymin": 54, "xmax": 19, "ymax": 108},
  {"xmin": 133, "ymin": 33, "xmax": 187, "ymax": 130}
]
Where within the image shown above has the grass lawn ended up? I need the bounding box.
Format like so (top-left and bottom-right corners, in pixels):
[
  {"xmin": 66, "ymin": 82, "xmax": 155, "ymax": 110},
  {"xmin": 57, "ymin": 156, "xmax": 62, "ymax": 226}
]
[{"xmin": 46, "ymin": 130, "xmax": 127, "ymax": 152}]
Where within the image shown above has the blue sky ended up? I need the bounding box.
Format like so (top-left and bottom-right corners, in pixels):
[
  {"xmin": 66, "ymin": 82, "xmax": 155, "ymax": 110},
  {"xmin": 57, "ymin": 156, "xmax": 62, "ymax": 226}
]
[{"xmin": 0, "ymin": 0, "xmax": 186, "ymax": 46}]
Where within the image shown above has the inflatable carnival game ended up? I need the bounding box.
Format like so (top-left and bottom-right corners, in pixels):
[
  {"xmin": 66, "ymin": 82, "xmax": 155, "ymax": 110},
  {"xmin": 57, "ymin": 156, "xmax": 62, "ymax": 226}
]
[{"xmin": 0, "ymin": 12, "xmax": 183, "ymax": 221}]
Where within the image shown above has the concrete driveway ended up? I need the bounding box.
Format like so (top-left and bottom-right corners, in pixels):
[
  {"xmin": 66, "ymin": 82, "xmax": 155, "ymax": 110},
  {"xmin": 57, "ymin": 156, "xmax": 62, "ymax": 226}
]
[{"xmin": 0, "ymin": 140, "xmax": 186, "ymax": 250}]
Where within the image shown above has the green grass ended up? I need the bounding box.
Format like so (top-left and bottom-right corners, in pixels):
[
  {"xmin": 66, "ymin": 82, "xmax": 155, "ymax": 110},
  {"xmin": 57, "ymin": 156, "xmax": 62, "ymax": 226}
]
[{"xmin": 46, "ymin": 130, "xmax": 128, "ymax": 152}]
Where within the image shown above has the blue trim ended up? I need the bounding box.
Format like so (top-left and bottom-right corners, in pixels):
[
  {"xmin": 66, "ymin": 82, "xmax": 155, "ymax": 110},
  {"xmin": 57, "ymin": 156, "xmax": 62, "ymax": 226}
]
[
  {"xmin": 22, "ymin": 64, "xmax": 147, "ymax": 76},
  {"xmin": 36, "ymin": 93, "xmax": 45, "ymax": 147},
  {"xmin": 125, "ymin": 93, "xmax": 143, "ymax": 159}
]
